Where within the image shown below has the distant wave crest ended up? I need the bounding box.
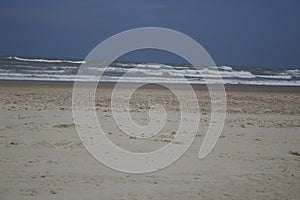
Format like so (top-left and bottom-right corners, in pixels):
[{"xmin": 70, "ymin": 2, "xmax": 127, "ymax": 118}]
[{"xmin": 8, "ymin": 56, "xmax": 85, "ymax": 64}]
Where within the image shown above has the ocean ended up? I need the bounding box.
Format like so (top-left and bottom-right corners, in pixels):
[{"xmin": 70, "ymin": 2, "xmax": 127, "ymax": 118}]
[{"xmin": 0, "ymin": 56, "xmax": 299, "ymax": 86}]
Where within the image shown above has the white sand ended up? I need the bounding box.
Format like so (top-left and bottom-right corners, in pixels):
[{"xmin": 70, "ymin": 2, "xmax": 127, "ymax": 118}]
[{"xmin": 0, "ymin": 82, "xmax": 299, "ymax": 199}]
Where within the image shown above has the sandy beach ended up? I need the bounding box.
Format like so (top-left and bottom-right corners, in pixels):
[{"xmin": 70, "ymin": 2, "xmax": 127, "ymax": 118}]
[{"xmin": 0, "ymin": 81, "xmax": 299, "ymax": 200}]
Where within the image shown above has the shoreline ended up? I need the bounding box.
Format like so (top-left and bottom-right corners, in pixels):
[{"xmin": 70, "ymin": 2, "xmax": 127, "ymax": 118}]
[{"xmin": 0, "ymin": 80, "xmax": 299, "ymax": 92}]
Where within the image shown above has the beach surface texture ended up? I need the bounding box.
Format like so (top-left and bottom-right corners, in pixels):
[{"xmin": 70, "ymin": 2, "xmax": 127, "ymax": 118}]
[{"xmin": 0, "ymin": 81, "xmax": 299, "ymax": 199}]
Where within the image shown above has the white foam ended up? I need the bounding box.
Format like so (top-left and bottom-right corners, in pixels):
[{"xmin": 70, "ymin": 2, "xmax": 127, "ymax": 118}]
[
  {"xmin": 117, "ymin": 63, "xmax": 173, "ymax": 69},
  {"xmin": 286, "ymin": 69, "xmax": 299, "ymax": 74},
  {"xmin": 12, "ymin": 56, "xmax": 85, "ymax": 64},
  {"xmin": 1, "ymin": 58, "xmax": 300, "ymax": 85},
  {"xmin": 219, "ymin": 65, "xmax": 233, "ymax": 71},
  {"xmin": 256, "ymin": 75, "xmax": 292, "ymax": 79}
]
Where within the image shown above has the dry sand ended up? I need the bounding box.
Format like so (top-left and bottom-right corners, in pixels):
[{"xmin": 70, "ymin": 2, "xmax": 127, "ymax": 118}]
[{"xmin": 0, "ymin": 81, "xmax": 299, "ymax": 199}]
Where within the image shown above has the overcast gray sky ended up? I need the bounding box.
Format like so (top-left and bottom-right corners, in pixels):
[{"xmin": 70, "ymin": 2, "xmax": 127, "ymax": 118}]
[{"xmin": 0, "ymin": 0, "xmax": 299, "ymax": 67}]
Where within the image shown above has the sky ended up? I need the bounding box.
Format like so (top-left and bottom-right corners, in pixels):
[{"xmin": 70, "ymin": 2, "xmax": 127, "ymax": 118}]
[{"xmin": 0, "ymin": 0, "xmax": 299, "ymax": 67}]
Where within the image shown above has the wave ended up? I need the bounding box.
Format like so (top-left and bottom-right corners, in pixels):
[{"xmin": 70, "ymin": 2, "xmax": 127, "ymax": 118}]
[
  {"xmin": 1, "ymin": 72, "xmax": 299, "ymax": 86},
  {"xmin": 116, "ymin": 62, "xmax": 174, "ymax": 69},
  {"xmin": 219, "ymin": 65, "xmax": 233, "ymax": 71},
  {"xmin": 256, "ymin": 75, "xmax": 292, "ymax": 79},
  {"xmin": 0, "ymin": 56, "xmax": 300, "ymax": 86},
  {"xmin": 8, "ymin": 56, "xmax": 85, "ymax": 64}
]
